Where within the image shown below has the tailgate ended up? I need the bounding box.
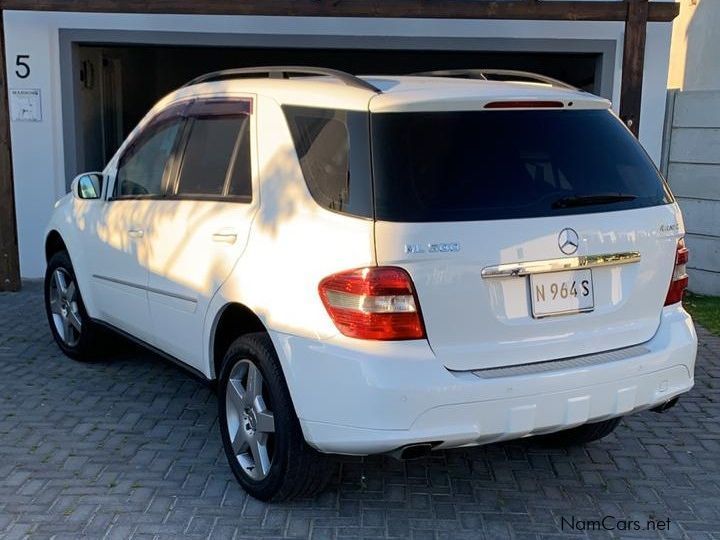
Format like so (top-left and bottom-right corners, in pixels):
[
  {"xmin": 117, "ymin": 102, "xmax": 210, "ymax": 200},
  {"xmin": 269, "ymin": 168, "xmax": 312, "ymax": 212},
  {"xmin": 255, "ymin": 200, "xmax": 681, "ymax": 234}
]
[{"xmin": 375, "ymin": 205, "xmax": 682, "ymax": 370}]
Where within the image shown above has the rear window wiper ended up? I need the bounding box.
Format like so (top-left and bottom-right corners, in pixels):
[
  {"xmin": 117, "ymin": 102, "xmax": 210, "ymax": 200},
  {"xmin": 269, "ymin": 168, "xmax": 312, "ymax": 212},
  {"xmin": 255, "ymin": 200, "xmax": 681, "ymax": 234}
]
[{"xmin": 551, "ymin": 193, "xmax": 638, "ymax": 209}]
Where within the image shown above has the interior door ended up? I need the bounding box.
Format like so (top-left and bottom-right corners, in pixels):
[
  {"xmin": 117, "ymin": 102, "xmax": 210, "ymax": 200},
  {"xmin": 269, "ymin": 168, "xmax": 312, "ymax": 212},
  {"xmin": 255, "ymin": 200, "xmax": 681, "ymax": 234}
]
[
  {"xmin": 86, "ymin": 110, "xmax": 185, "ymax": 342},
  {"xmin": 144, "ymin": 97, "xmax": 258, "ymax": 371}
]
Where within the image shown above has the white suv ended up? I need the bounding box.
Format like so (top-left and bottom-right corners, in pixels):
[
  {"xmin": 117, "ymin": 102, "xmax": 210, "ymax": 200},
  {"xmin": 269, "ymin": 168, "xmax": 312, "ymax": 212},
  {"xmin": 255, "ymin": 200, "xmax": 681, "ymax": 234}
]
[{"xmin": 44, "ymin": 67, "xmax": 697, "ymax": 501}]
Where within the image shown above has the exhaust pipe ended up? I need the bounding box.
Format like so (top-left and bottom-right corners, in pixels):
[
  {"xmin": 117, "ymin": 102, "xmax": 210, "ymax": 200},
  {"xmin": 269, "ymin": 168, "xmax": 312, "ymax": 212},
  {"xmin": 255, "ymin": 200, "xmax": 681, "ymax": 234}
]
[
  {"xmin": 388, "ymin": 443, "xmax": 436, "ymax": 461},
  {"xmin": 651, "ymin": 397, "xmax": 679, "ymax": 413}
]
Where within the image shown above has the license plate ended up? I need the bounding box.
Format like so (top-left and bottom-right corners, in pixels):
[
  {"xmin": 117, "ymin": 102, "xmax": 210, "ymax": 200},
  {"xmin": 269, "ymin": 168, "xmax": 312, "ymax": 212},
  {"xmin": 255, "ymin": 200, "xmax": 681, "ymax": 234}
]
[{"xmin": 530, "ymin": 269, "xmax": 594, "ymax": 318}]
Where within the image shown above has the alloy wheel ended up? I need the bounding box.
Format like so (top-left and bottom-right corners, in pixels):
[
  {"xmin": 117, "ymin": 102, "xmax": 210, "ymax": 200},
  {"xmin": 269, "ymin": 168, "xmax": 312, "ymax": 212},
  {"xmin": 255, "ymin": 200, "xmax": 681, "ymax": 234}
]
[
  {"xmin": 48, "ymin": 268, "xmax": 82, "ymax": 347},
  {"xmin": 225, "ymin": 359, "xmax": 276, "ymax": 481}
]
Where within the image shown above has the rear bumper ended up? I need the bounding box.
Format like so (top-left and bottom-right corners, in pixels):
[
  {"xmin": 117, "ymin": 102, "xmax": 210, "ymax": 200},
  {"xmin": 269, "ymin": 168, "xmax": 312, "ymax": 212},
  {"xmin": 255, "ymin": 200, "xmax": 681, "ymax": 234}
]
[{"xmin": 270, "ymin": 305, "xmax": 696, "ymax": 455}]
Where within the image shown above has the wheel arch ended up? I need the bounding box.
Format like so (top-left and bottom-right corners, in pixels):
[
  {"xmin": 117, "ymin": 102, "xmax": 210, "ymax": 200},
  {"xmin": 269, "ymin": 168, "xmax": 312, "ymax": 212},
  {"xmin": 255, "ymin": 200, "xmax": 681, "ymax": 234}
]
[
  {"xmin": 210, "ymin": 302, "xmax": 268, "ymax": 379},
  {"xmin": 44, "ymin": 228, "xmax": 99, "ymax": 320},
  {"xmin": 45, "ymin": 230, "xmax": 68, "ymax": 262}
]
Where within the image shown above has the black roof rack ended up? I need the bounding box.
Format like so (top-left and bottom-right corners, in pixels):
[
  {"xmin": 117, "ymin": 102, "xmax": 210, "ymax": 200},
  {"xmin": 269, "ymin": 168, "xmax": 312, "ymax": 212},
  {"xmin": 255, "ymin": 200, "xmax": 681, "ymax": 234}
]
[
  {"xmin": 182, "ymin": 66, "xmax": 382, "ymax": 93},
  {"xmin": 413, "ymin": 69, "xmax": 578, "ymax": 91}
]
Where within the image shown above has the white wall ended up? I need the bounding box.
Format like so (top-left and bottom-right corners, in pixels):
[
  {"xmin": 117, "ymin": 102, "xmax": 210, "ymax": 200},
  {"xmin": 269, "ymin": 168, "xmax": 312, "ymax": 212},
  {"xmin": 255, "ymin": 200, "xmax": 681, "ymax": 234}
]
[
  {"xmin": 3, "ymin": 10, "xmax": 673, "ymax": 278},
  {"xmin": 668, "ymin": 0, "xmax": 720, "ymax": 91}
]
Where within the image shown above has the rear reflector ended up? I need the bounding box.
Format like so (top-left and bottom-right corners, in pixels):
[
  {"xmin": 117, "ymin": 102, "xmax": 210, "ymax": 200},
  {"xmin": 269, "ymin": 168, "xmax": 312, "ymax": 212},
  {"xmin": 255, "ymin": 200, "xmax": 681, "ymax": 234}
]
[
  {"xmin": 484, "ymin": 100, "xmax": 565, "ymax": 109},
  {"xmin": 664, "ymin": 238, "xmax": 689, "ymax": 306},
  {"xmin": 318, "ymin": 267, "xmax": 426, "ymax": 340}
]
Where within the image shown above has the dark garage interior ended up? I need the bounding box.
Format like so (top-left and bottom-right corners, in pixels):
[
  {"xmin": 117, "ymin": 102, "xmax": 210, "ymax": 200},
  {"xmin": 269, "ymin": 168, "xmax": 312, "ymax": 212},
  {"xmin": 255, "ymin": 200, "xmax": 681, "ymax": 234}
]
[{"xmin": 74, "ymin": 43, "xmax": 602, "ymax": 175}]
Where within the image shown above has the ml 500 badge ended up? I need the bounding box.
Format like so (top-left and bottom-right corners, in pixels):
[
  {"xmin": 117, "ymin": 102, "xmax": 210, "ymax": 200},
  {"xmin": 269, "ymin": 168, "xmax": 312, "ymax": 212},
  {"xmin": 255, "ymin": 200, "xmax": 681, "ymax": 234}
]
[{"xmin": 405, "ymin": 243, "xmax": 461, "ymax": 254}]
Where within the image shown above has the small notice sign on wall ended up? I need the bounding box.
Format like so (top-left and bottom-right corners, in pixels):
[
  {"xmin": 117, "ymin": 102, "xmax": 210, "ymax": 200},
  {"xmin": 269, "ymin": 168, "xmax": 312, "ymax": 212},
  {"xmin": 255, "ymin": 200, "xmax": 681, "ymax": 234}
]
[{"xmin": 10, "ymin": 88, "xmax": 42, "ymax": 122}]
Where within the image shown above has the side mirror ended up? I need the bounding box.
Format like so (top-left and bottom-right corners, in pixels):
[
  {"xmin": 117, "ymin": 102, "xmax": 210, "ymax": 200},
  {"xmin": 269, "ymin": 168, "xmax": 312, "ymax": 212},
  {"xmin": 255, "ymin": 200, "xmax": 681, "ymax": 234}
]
[{"xmin": 72, "ymin": 173, "xmax": 103, "ymax": 200}]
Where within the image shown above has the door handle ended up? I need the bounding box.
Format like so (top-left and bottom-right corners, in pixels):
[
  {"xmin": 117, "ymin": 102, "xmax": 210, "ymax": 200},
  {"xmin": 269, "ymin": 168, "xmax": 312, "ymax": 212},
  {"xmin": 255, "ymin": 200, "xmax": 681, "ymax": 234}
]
[
  {"xmin": 128, "ymin": 229, "xmax": 144, "ymax": 238},
  {"xmin": 212, "ymin": 229, "xmax": 238, "ymax": 244}
]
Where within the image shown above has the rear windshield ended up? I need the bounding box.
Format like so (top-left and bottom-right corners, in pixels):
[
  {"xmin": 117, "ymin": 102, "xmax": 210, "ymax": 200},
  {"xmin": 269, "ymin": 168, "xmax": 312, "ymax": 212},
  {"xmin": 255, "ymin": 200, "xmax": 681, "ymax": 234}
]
[{"xmin": 371, "ymin": 109, "xmax": 673, "ymax": 222}]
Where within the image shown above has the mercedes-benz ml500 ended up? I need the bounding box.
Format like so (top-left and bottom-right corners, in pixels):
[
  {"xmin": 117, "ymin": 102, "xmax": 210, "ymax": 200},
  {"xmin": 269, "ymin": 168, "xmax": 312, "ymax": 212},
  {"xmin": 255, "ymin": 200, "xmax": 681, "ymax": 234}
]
[{"xmin": 44, "ymin": 67, "xmax": 697, "ymax": 501}]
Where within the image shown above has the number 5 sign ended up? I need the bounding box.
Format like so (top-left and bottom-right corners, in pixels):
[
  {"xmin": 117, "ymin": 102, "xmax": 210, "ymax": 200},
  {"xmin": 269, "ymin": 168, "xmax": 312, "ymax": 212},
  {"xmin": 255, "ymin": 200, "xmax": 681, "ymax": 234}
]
[{"xmin": 15, "ymin": 54, "xmax": 30, "ymax": 79}]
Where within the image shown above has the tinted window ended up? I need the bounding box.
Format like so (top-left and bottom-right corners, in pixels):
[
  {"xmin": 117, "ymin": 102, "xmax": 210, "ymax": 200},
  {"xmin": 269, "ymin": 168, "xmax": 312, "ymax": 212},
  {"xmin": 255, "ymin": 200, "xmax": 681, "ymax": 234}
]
[
  {"xmin": 371, "ymin": 109, "xmax": 673, "ymax": 222},
  {"xmin": 176, "ymin": 115, "xmax": 251, "ymax": 198},
  {"xmin": 284, "ymin": 106, "xmax": 372, "ymax": 218},
  {"xmin": 227, "ymin": 118, "xmax": 252, "ymax": 198},
  {"xmin": 116, "ymin": 120, "xmax": 182, "ymax": 197}
]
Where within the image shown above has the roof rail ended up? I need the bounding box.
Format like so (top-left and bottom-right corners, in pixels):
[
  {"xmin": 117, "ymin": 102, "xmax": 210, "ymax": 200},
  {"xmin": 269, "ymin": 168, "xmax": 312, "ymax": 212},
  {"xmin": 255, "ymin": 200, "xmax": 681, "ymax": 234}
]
[
  {"xmin": 413, "ymin": 69, "xmax": 578, "ymax": 91},
  {"xmin": 182, "ymin": 66, "xmax": 382, "ymax": 93}
]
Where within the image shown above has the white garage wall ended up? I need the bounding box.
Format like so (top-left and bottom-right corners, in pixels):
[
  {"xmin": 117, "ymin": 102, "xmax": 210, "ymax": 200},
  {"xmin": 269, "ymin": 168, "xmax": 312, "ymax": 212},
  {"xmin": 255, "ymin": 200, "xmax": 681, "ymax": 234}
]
[{"xmin": 3, "ymin": 11, "xmax": 672, "ymax": 278}]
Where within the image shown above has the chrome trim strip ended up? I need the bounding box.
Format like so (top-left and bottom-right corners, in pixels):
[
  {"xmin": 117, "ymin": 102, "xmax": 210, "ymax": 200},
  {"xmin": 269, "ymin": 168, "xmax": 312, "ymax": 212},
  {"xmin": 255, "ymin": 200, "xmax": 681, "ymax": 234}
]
[
  {"xmin": 533, "ymin": 305, "xmax": 595, "ymax": 319},
  {"xmin": 481, "ymin": 251, "xmax": 641, "ymax": 279},
  {"xmin": 92, "ymin": 274, "xmax": 198, "ymax": 304}
]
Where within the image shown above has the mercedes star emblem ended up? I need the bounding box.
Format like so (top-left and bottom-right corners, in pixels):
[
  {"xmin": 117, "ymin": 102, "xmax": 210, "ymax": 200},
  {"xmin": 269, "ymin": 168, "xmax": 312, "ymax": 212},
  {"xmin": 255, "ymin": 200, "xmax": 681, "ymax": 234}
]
[{"xmin": 558, "ymin": 228, "xmax": 580, "ymax": 255}]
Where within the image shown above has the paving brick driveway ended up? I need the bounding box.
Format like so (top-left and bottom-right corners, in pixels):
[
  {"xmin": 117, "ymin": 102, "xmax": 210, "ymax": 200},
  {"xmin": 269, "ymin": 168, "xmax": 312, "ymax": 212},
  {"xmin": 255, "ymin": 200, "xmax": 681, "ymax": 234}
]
[{"xmin": 0, "ymin": 283, "xmax": 719, "ymax": 540}]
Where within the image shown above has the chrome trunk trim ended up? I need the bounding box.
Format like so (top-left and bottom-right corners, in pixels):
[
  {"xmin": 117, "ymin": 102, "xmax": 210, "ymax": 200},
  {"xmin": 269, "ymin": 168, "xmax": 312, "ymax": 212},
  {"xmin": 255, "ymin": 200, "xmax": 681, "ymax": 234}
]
[{"xmin": 481, "ymin": 251, "xmax": 641, "ymax": 279}]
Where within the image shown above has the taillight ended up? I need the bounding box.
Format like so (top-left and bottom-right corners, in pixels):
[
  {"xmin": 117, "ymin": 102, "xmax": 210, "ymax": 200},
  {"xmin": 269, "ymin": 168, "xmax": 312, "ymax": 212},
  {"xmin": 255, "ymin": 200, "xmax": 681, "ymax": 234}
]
[
  {"xmin": 664, "ymin": 238, "xmax": 689, "ymax": 306},
  {"xmin": 318, "ymin": 267, "xmax": 426, "ymax": 340},
  {"xmin": 484, "ymin": 100, "xmax": 564, "ymax": 109}
]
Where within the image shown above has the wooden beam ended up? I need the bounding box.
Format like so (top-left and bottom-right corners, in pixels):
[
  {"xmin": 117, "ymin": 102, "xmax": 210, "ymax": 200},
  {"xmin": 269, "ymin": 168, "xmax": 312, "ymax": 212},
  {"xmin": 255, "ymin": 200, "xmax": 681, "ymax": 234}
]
[
  {"xmin": 620, "ymin": 0, "xmax": 649, "ymax": 137},
  {"xmin": 0, "ymin": 14, "xmax": 21, "ymax": 291},
  {"xmin": 0, "ymin": 0, "xmax": 679, "ymax": 22},
  {"xmin": 648, "ymin": 2, "xmax": 681, "ymax": 23}
]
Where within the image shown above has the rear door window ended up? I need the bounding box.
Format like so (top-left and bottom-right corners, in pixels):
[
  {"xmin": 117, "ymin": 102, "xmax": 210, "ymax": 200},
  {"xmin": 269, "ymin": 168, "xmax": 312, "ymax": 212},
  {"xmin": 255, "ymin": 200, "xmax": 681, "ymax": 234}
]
[
  {"xmin": 175, "ymin": 116, "xmax": 251, "ymax": 198},
  {"xmin": 173, "ymin": 99, "xmax": 252, "ymax": 200},
  {"xmin": 370, "ymin": 109, "xmax": 673, "ymax": 222}
]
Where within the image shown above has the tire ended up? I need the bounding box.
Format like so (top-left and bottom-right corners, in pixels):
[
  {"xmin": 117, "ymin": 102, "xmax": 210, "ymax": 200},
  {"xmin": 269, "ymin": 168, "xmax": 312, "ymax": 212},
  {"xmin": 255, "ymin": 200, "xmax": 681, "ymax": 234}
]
[
  {"xmin": 538, "ymin": 417, "xmax": 622, "ymax": 447},
  {"xmin": 218, "ymin": 333, "xmax": 333, "ymax": 501},
  {"xmin": 44, "ymin": 250, "xmax": 101, "ymax": 361}
]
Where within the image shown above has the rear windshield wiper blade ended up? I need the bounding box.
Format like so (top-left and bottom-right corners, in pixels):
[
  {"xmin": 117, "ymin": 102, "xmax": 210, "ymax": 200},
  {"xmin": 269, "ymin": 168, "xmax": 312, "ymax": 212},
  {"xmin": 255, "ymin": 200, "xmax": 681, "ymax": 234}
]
[{"xmin": 552, "ymin": 193, "xmax": 637, "ymax": 209}]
